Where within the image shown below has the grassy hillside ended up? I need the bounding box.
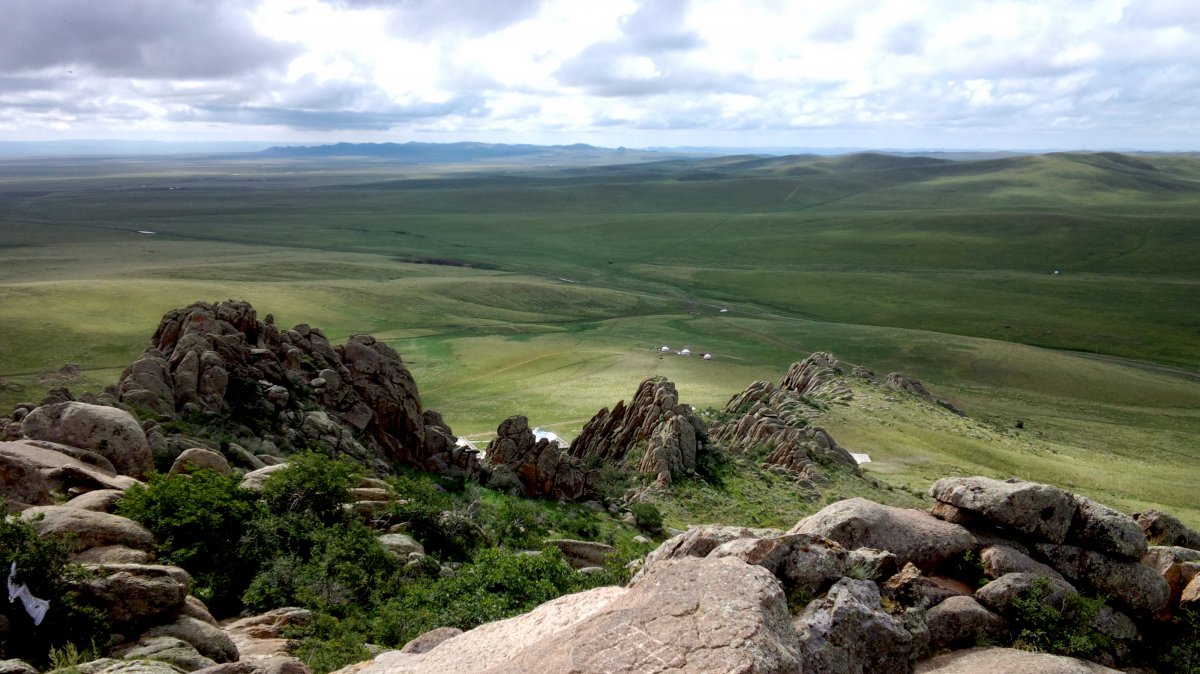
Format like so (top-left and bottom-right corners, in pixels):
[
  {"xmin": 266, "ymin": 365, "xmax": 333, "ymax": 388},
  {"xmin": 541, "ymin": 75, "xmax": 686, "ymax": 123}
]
[{"xmin": 1, "ymin": 150, "xmax": 1197, "ymax": 524}]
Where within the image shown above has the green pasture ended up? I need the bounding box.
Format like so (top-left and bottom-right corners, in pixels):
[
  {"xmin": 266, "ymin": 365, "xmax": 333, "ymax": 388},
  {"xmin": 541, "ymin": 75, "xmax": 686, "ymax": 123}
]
[{"xmin": 1, "ymin": 150, "xmax": 1197, "ymax": 525}]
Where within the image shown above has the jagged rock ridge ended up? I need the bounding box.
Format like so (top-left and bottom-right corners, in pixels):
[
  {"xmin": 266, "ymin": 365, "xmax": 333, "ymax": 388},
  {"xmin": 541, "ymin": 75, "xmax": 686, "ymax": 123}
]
[
  {"xmin": 568, "ymin": 376, "xmax": 711, "ymax": 487},
  {"xmin": 115, "ymin": 300, "xmax": 478, "ymax": 476}
]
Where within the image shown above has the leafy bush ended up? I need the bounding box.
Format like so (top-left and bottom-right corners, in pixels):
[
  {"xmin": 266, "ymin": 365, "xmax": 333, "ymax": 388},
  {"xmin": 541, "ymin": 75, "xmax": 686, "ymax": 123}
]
[
  {"xmin": 1149, "ymin": 606, "xmax": 1200, "ymax": 674},
  {"xmin": 0, "ymin": 518, "xmax": 108, "ymax": 667},
  {"xmin": 478, "ymin": 498, "xmax": 549, "ymax": 549},
  {"xmin": 243, "ymin": 519, "xmax": 396, "ymax": 615},
  {"xmin": 261, "ymin": 451, "xmax": 362, "ymax": 525},
  {"xmin": 370, "ymin": 547, "xmax": 582, "ymax": 647},
  {"xmin": 628, "ymin": 502, "xmax": 663, "ymax": 534},
  {"xmin": 1010, "ymin": 577, "xmax": 1109, "ymax": 659},
  {"xmin": 116, "ymin": 469, "xmax": 262, "ymax": 615}
]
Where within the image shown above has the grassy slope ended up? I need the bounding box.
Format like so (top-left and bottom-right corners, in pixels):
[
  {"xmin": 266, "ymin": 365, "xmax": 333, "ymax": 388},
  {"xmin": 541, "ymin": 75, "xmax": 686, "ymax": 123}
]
[{"xmin": 1, "ymin": 152, "xmax": 1197, "ymax": 526}]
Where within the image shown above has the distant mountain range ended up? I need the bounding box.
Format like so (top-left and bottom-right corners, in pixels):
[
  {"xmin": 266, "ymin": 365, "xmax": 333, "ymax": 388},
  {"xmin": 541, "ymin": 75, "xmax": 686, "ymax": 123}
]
[{"xmin": 257, "ymin": 141, "xmax": 692, "ymax": 164}]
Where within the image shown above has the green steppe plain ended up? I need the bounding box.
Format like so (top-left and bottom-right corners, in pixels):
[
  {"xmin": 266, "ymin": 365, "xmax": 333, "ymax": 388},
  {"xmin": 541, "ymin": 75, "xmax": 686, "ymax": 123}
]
[{"xmin": 1, "ymin": 151, "xmax": 1197, "ymax": 525}]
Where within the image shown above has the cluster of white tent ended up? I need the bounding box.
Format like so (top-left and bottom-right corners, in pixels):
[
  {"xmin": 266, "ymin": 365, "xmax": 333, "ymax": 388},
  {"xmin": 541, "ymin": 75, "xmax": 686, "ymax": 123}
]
[{"xmin": 660, "ymin": 346, "xmax": 714, "ymax": 360}]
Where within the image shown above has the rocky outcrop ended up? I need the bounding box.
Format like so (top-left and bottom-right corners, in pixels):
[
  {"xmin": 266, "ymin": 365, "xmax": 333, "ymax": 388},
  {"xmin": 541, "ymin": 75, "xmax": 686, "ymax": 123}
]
[
  {"xmin": 794, "ymin": 577, "xmax": 912, "ymax": 674},
  {"xmin": 567, "ymin": 377, "xmax": 710, "ymax": 486},
  {"xmin": 19, "ymin": 506, "xmax": 155, "ymax": 553},
  {"xmin": 930, "ymin": 477, "xmax": 1078, "ymax": 544},
  {"xmin": 792, "ymin": 497, "xmax": 976, "ymax": 571},
  {"xmin": 778, "ymin": 352, "xmax": 855, "ymax": 402},
  {"xmin": 1134, "ymin": 508, "xmax": 1200, "ymax": 548},
  {"xmin": 169, "ymin": 448, "xmax": 231, "ymax": 477},
  {"xmin": 0, "ymin": 439, "xmax": 139, "ymax": 510},
  {"xmin": 112, "ymin": 300, "xmax": 478, "ymax": 478},
  {"xmin": 332, "ymin": 556, "xmax": 803, "ymax": 674},
  {"xmin": 710, "ymin": 370, "xmax": 859, "ymax": 482},
  {"xmin": 485, "ymin": 415, "xmax": 595, "ymax": 501},
  {"xmin": 20, "ymin": 402, "xmax": 153, "ymax": 478}
]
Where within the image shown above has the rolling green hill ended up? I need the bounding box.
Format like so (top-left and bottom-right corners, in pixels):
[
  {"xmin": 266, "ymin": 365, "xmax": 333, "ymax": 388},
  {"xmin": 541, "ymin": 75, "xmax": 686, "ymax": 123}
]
[{"xmin": 1, "ymin": 149, "xmax": 1197, "ymax": 523}]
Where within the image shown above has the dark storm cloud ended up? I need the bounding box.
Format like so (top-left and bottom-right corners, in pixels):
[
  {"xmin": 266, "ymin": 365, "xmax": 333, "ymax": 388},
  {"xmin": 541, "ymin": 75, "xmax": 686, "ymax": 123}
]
[
  {"xmin": 554, "ymin": 0, "xmax": 716, "ymax": 97},
  {"xmin": 326, "ymin": 0, "xmax": 544, "ymax": 39},
  {"xmin": 0, "ymin": 0, "xmax": 298, "ymax": 79}
]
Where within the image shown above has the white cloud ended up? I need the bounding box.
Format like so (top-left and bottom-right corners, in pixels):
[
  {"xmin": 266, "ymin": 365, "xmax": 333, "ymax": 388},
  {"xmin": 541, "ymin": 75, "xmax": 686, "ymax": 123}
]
[{"xmin": 0, "ymin": 0, "xmax": 1197, "ymax": 149}]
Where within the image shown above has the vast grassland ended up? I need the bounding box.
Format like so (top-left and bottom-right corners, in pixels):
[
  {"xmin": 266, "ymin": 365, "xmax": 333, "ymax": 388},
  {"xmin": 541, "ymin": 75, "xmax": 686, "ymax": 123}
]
[{"xmin": 1, "ymin": 150, "xmax": 1197, "ymax": 524}]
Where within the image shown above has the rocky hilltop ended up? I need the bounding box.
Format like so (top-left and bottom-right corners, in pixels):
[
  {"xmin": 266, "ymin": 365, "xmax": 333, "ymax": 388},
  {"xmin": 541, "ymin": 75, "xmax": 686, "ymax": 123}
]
[{"xmin": 3, "ymin": 301, "xmax": 1198, "ymax": 674}]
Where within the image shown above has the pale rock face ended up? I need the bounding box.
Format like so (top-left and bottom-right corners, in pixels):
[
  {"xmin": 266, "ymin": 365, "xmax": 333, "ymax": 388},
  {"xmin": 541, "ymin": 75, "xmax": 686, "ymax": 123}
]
[
  {"xmin": 169, "ymin": 448, "xmax": 232, "ymax": 476},
  {"xmin": 140, "ymin": 616, "xmax": 240, "ymax": 664},
  {"xmin": 929, "ymin": 477, "xmax": 1077, "ymax": 544},
  {"xmin": 334, "ymin": 556, "xmax": 803, "ymax": 674},
  {"xmin": 792, "ymin": 497, "xmax": 976, "ymax": 571},
  {"xmin": 21, "ymin": 402, "xmax": 154, "ymax": 478},
  {"xmin": 980, "ymin": 545, "xmax": 1066, "ymax": 583},
  {"xmin": 915, "ymin": 646, "xmax": 1121, "ymax": 673},
  {"xmin": 19, "ymin": 505, "xmax": 155, "ymax": 553},
  {"xmin": 975, "ymin": 572, "xmax": 1078, "ymax": 617},
  {"xmin": 75, "ymin": 564, "xmax": 191, "ymax": 629},
  {"xmin": 632, "ymin": 524, "xmax": 784, "ymax": 581}
]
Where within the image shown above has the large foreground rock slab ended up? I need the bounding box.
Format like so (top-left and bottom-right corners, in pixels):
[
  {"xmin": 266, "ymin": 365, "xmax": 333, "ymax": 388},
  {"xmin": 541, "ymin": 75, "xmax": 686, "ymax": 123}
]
[
  {"xmin": 335, "ymin": 555, "xmax": 802, "ymax": 674},
  {"xmin": 930, "ymin": 477, "xmax": 1077, "ymax": 544},
  {"xmin": 791, "ymin": 497, "xmax": 975, "ymax": 570},
  {"xmin": 915, "ymin": 646, "xmax": 1120, "ymax": 673},
  {"xmin": 21, "ymin": 402, "xmax": 153, "ymax": 478}
]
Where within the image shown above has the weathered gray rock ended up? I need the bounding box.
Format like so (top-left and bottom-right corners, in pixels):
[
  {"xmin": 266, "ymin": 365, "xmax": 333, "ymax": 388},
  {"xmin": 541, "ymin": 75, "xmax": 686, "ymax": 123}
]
[
  {"xmin": 76, "ymin": 564, "xmax": 190, "ymax": 628},
  {"xmin": 793, "ymin": 577, "xmax": 912, "ymax": 674},
  {"xmin": 114, "ymin": 636, "xmax": 218, "ymax": 673},
  {"xmin": 975, "ymin": 572, "xmax": 1078, "ymax": 617},
  {"xmin": 633, "ymin": 524, "xmax": 783, "ymax": 580},
  {"xmin": 915, "ymin": 647, "xmax": 1120, "ymax": 673},
  {"xmin": 239, "ymin": 464, "xmax": 289, "ymax": 491},
  {"xmin": 0, "ymin": 660, "xmax": 37, "ymax": 674},
  {"xmin": 180, "ymin": 595, "xmax": 219, "ymax": 627},
  {"xmin": 1, "ymin": 440, "xmax": 136, "ymax": 504},
  {"xmin": 65, "ymin": 489, "xmax": 126, "ymax": 512},
  {"xmin": 142, "ymin": 616, "xmax": 239, "ymax": 664},
  {"xmin": 169, "ymin": 448, "xmax": 231, "ymax": 476},
  {"xmin": 378, "ymin": 533, "xmax": 424, "ymax": 559},
  {"xmin": 880, "ymin": 563, "xmax": 972, "ymax": 608},
  {"xmin": 398, "ymin": 627, "xmax": 462, "ymax": 655},
  {"xmin": 792, "ymin": 498, "xmax": 976, "ymax": 570},
  {"xmin": 64, "ymin": 658, "xmax": 188, "ymax": 674},
  {"xmin": 546, "ymin": 539, "xmax": 617, "ymax": 570},
  {"xmin": 980, "ymin": 544, "xmax": 1065, "ymax": 582},
  {"xmin": 73, "ymin": 544, "xmax": 154, "ymax": 565},
  {"xmin": 21, "ymin": 402, "xmax": 154, "ymax": 478},
  {"xmin": 19, "ymin": 505, "xmax": 155, "ymax": 552},
  {"xmin": 1134, "ymin": 509, "xmax": 1200, "ymax": 549},
  {"xmin": 332, "ymin": 556, "xmax": 802, "ymax": 673},
  {"xmin": 1068, "ymin": 494, "xmax": 1146, "ymax": 560},
  {"xmin": 223, "ymin": 608, "xmax": 311, "ymax": 662},
  {"xmin": 709, "ymin": 532, "xmax": 851, "ymax": 598},
  {"xmin": 1036, "ymin": 543, "xmax": 1171, "ymax": 614},
  {"xmin": 930, "ymin": 477, "xmax": 1077, "ymax": 544},
  {"xmin": 926, "ymin": 596, "xmax": 1008, "ymax": 650}
]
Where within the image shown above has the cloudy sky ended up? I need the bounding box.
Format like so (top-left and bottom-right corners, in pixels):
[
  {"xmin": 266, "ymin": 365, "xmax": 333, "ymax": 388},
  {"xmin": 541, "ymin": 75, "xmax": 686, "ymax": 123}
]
[{"xmin": 2, "ymin": 0, "xmax": 1198, "ymax": 150}]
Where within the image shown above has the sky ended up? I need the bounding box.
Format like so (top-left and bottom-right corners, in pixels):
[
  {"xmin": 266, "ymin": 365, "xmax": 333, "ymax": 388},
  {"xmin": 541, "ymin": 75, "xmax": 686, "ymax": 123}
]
[{"xmin": 1, "ymin": 0, "xmax": 1198, "ymax": 151}]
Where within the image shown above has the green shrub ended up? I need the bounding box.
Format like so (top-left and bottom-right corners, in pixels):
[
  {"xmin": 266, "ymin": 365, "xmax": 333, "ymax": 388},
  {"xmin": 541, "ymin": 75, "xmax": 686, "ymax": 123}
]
[
  {"xmin": 1011, "ymin": 577, "xmax": 1109, "ymax": 659},
  {"xmin": 628, "ymin": 502, "xmax": 663, "ymax": 534},
  {"xmin": 1149, "ymin": 606, "xmax": 1200, "ymax": 673},
  {"xmin": 0, "ymin": 518, "xmax": 108, "ymax": 667},
  {"xmin": 370, "ymin": 547, "xmax": 581, "ymax": 647},
  {"xmin": 479, "ymin": 498, "xmax": 549, "ymax": 549},
  {"xmin": 261, "ymin": 451, "xmax": 362, "ymax": 525},
  {"xmin": 116, "ymin": 469, "xmax": 262, "ymax": 615},
  {"xmin": 243, "ymin": 520, "xmax": 396, "ymax": 615}
]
